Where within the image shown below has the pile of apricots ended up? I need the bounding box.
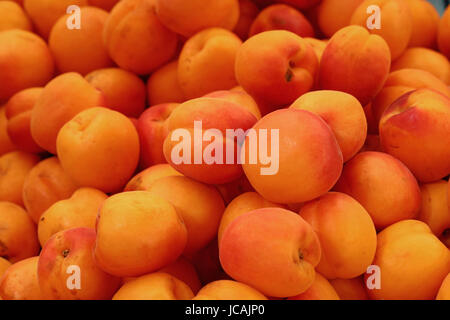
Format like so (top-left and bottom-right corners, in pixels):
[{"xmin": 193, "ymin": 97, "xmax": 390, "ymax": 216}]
[{"xmin": 0, "ymin": 0, "xmax": 449, "ymax": 301}]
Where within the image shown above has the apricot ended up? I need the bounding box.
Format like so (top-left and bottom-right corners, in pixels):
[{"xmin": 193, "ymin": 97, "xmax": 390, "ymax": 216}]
[
  {"xmin": 242, "ymin": 109, "xmax": 342, "ymax": 204},
  {"xmin": 159, "ymin": 257, "xmax": 202, "ymax": 294},
  {"xmin": 418, "ymin": 181, "xmax": 450, "ymax": 237},
  {"xmin": 0, "ymin": 0, "xmax": 32, "ymax": 31},
  {"xmin": 30, "ymin": 72, "xmax": 106, "ymax": 154},
  {"xmin": 22, "ymin": 157, "xmax": 78, "ymax": 223},
  {"xmin": 233, "ymin": 0, "xmax": 259, "ymax": 39},
  {"xmin": 194, "ymin": 280, "xmax": 267, "ymax": 300},
  {"xmin": 57, "ymin": 107, "xmax": 140, "ymax": 193},
  {"xmin": 290, "ymin": 90, "xmax": 367, "ymax": 162},
  {"xmin": 0, "ymin": 30, "xmax": 54, "ymax": 104},
  {"xmin": 94, "ymin": 191, "xmax": 188, "ymax": 277},
  {"xmin": 335, "ymin": 151, "xmax": 421, "ymax": 229},
  {"xmin": 38, "ymin": 188, "xmax": 107, "ymax": 247},
  {"xmin": 113, "ymin": 272, "xmax": 193, "ymax": 300},
  {"xmin": 86, "ymin": 68, "xmax": 147, "ymax": 117},
  {"xmin": 330, "ymin": 277, "xmax": 369, "ymax": 300},
  {"xmin": 350, "ymin": 0, "xmax": 412, "ymax": 60},
  {"xmin": 405, "ymin": 0, "xmax": 440, "ymax": 48},
  {"xmin": 147, "ymin": 61, "xmax": 185, "ymax": 106},
  {"xmin": 379, "ymin": 89, "xmax": 450, "ymax": 182},
  {"xmin": 124, "ymin": 164, "xmax": 182, "ymax": 192},
  {"xmin": 155, "ymin": 0, "xmax": 239, "ymax": 37},
  {"xmin": 103, "ymin": 0, "xmax": 178, "ymax": 75},
  {"xmin": 148, "ymin": 176, "xmax": 225, "ymax": 255},
  {"xmin": 137, "ymin": 103, "xmax": 179, "ymax": 168},
  {"xmin": 204, "ymin": 90, "xmax": 262, "ymax": 120},
  {"xmin": 316, "ymin": 0, "xmax": 364, "ymax": 37},
  {"xmin": 5, "ymin": 88, "xmax": 44, "ymax": 153},
  {"xmin": 288, "ymin": 273, "xmax": 340, "ymax": 300},
  {"xmin": 38, "ymin": 228, "xmax": 121, "ymax": 300},
  {"xmin": 24, "ymin": 0, "xmax": 88, "ymax": 39},
  {"xmin": 0, "ymin": 107, "xmax": 16, "ymax": 156},
  {"xmin": 249, "ymin": 4, "xmax": 314, "ymax": 38},
  {"xmin": 368, "ymin": 220, "xmax": 450, "ymax": 300},
  {"xmin": 218, "ymin": 191, "xmax": 285, "ymax": 243},
  {"xmin": 438, "ymin": 6, "xmax": 450, "ymax": 59},
  {"xmin": 49, "ymin": 7, "xmax": 113, "ymax": 75},
  {"xmin": 219, "ymin": 207, "xmax": 321, "ymax": 297},
  {"xmin": 0, "ymin": 151, "xmax": 39, "ymax": 206},
  {"xmin": 436, "ymin": 274, "xmax": 450, "ymax": 300},
  {"xmin": 319, "ymin": 26, "xmax": 391, "ymax": 106},
  {"xmin": 391, "ymin": 48, "xmax": 450, "ymax": 85},
  {"xmin": 163, "ymin": 97, "xmax": 257, "ymax": 185},
  {"xmin": 0, "ymin": 257, "xmax": 11, "ymax": 279},
  {"xmin": 89, "ymin": 0, "xmax": 120, "ymax": 11},
  {"xmin": 0, "ymin": 202, "xmax": 39, "ymax": 263},
  {"xmin": 0, "ymin": 257, "xmax": 42, "ymax": 300},
  {"xmin": 178, "ymin": 28, "xmax": 242, "ymax": 99},
  {"xmin": 235, "ymin": 30, "xmax": 318, "ymax": 108}
]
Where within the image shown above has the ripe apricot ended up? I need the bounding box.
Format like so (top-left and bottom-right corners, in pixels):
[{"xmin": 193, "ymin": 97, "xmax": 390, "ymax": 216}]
[
  {"xmin": 113, "ymin": 272, "xmax": 194, "ymax": 300},
  {"xmin": 204, "ymin": 90, "xmax": 262, "ymax": 120},
  {"xmin": 38, "ymin": 188, "xmax": 107, "ymax": 246},
  {"xmin": 147, "ymin": 61, "xmax": 185, "ymax": 106},
  {"xmin": 235, "ymin": 30, "xmax": 318, "ymax": 108},
  {"xmin": 368, "ymin": 220, "xmax": 450, "ymax": 300},
  {"xmin": 30, "ymin": 72, "xmax": 106, "ymax": 154},
  {"xmin": 56, "ymin": 107, "xmax": 140, "ymax": 193},
  {"xmin": 220, "ymin": 207, "xmax": 321, "ymax": 297},
  {"xmin": 0, "ymin": 107, "xmax": 16, "ymax": 156},
  {"xmin": 330, "ymin": 277, "xmax": 369, "ymax": 300},
  {"xmin": 290, "ymin": 90, "xmax": 367, "ymax": 162},
  {"xmin": 319, "ymin": 26, "xmax": 391, "ymax": 106},
  {"xmin": 316, "ymin": 0, "xmax": 364, "ymax": 37},
  {"xmin": 5, "ymin": 88, "xmax": 44, "ymax": 153},
  {"xmin": 103, "ymin": 0, "xmax": 178, "ymax": 75},
  {"xmin": 335, "ymin": 152, "xmax": 421, "ymax": 229},
  {"xmin": 0, "ymin": 151, "xmax": 39, "ymax": 206},
  {"xmin": 0, "ymin": 257, "xmax": 42, "ymax": 300},
  {"xmin": 233, "ymin": 0, "xmax": 259, "ymax": 39},
  {"xmin": 38, "ymin": 228, "xmax": 121, "ymax": 300},
  {"xmin": 0, "ymin": 257, "xmax": 11, "ymax": 279},
  {"xmin": 379, "ymin": 89, "xmax": 450, "ymax": 182},
  {"xmin": 406, "ymin": 0, "xmax": 440, "ymax": 48},
  {"xmin": 86, "ymin": 68, "xmax": 147, "ymax": 117},
  {"xmin": 418, "ymin": 181, "xmax": 450, "ymax": 237},
  {"xmin": 159, "ymin": 257, "xmax": 202, "ymax": 294},
  {"xmin": 22, "ymin": 157, "xmax": 77, "ymax": 223},
  {"xmin": 94, "ymin": 191, "xmax": 188, "ymax": 277},
  {"xmin": 193, "ymin": 280, "xmax": 267, "ymax": 300},
  {"xmin": 242, "ymin": 109, "xmax": 342, "ymax": 204},
  {"xmin": 0, "ymin": 30, "xmax": 54, "ymax": 104},
  {"xmin": 124, "ymin": 164, "xmax": 182, "ymax": 192},
  {"xmin": 438, "ymin": 6, "xmax": 450, "ymax": 59},
  {"xmin": 288, "ymin": 273, "xmax": 340, "ymax": 300},
  {"xmin": 49, "ymin": 7, "xmax": 113, "ymax": 75},
  {"xmin": 0, "ymin": 0, "xmax": 32, "ymax": 31},
  {"xmin": 436, "ymin": 274, "xmax": 450, "ymax": 300},
  {"xmin": 0, "ymin": 202, "xmax": 39, "ymax": 263}
]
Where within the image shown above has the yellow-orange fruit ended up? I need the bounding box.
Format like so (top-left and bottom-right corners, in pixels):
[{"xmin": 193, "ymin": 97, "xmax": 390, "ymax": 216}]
[
  {"xmin": 418, "ymin": 181, "xmax": 450, "ymax": 237},
  {"xmin": 0, "ymin": 257, "xmax": 42, "ymax": 300},
  {"xmin": 330, "ymin": 277, "xmax": 369, "ymax": 300},
  {"xmin": 0, "ymin": 1, "xmax": 32, "ymax": 31},
  {"xmin": 193, "ymin": 280, "xmax": 268, "ymax": 300},
  {"xmin": 406, "ymin": 0, "xmax": 440, "ymax": 48},
  {"xmin": 147, "ymin": 61, "xmax": 185, "ymax": 106},
  {"xmin": 288, "ymin": 273, "xmax": 340, "ymax": 300}
]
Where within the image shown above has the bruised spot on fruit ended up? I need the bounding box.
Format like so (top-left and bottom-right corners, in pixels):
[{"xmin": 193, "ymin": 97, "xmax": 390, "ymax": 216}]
[{"xmin": 62, "ymin": 249, "xmax": 69, "ymax": 258}]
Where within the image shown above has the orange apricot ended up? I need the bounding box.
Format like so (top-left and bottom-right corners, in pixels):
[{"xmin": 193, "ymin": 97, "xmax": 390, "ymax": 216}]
[
  {"xmin": 330, "ymin": 277, "xmax": 369, "ymax": 300},
  {"xmin": 0, "ymin": 257, "xmax": 42, "ymax": 300},
  {"xmin": 193, "ymin": 280, "xmax": 267, "ymax": 300},
  {"xmin": 438, "ymin": 5, "xmax": 450, "ymax": 59},
  {"xmin": 204, "ymin": 90, "xmax": 262, "ymax": 120},
  {"xmin": 124, "ymin": 164, "xmax": 182, "ymax": 192},
  {"xmin": 0, "ymin": 0, "xmax": 32, "ymax": 31},
  {"xmin": 288, "ymin": 273, "xmax": 340, "ymax": 300},
  {"xmin": 418, "ymin": 180, "xmax": 450, "ymax": 237},
  {"xmin": 0, "ymin": 106, "xmax": 16, "ymax": 156},
  {"xmin": 405, "ymin": 0, "xmax": 440, "ymax": 48},
  {"xmin": 147, "ymin": 61, "xmax": 185, "ymax": 106},
  {"xmin": 159, "ymin": 257, "xmax": 202, "ymax": 294},
  {"xmin": 316, "ymin": 0, "xmax": 364, "ymax": 37},
  {"xmin": 436, "ymin": 274, "xmax": 450, "ymax": 300}
]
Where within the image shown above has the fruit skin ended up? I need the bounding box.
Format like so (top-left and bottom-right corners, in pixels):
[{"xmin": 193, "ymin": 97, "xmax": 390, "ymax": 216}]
[
  {"xmin": 0, "ymin": 30, "xmax": 54, "ymax": 104},
  {"xmin": 30, "ymin": 72, "xmax": 106, "ymax": 154},
  {"xmin": 242, "ymin": 109, "xmax": 343, "ymax": 204},
  {"xmin": 0, "ymin": 1, "xmax": 32, "ymax": 32},
  {"xmin": 436, "ymin": 274, "xmax": 450, "ymax": 300},
  {"xmin": 0, "ymin": 257, "xmax": 11, "ymax": 279},
  {"xmin": 0, "ymin": 151, "xmax": 40, "ymax": 206},
  {"xmin": 235, "ymin": 30, "xmax": 318, "ymax": 108},
  {"xmin": 233, "ymin": 0, "xmax": 259, "ymax": 39},
  {"xmin": 147, "ymin": 61, "xmax": 185, "ymax": 106},
  {"xmin": 288, "ymin": 273, "xmax": 340, "ymax": 300},
  {"xmin": 335, "ymin": 151, "xmax": 421, "ymax": 230},
  {"xmin": 158, "ymin": 257, "xmax": 202, "ymax": 294},
  {"xmin": 379, "ymin": 89, "xmax": 450, "ymax": 183},
  {"xmin": 37, "ymin": 188, "xmax": 108, "ymax": 247},
  {"xmin": 191, "ymin": 239, "xmax": 230, "ymax": 285},
  {"xmin": 163, "ymin": 97, "xmax": 257, "ymax": 185},
  {"xmin": 0, "ymin": 107, "xmax": 16, "ymax": 157},
  {"xmin": 5, "ymin": 88, "xmax": 44, "ymax": 154},
  {"xmin": 290, "ymin": 90, "xmax": 367, "ymax": 162},
  {"xmin": 86, "ymin": 68, "xmax": 147, "ymax": 118},
  {"xmin": 155, "ymin": 0, "xmax": 240, "ymax": 37},
  {"xmin": 89, "ymin": 0, "xmax": 120, "ymax": 11},
  {"xmin": 367, "ymin": 220, "xmax": 450, "ymax": 300},
  {"xmin": 124, "ymin": 164, "xmax": 183, "ymax": 192},
  {"xmin": 56, "ymin": 107, "xmax": 140, "ymax": 193},
  {"xmin": 94, "ymin": 191, "xmax": 188, "ymax": 277},
  {"xmin": 204, "ymin": 89, "xmax": 262, "ymax": 120},
  {"xmin": 438, "ymin": 6, "xmax": 450, "ymax": 60},
  {"xmin": 0, "ymin": 257, "xmax": 42, "ymax": 300},
  {"xmin": 405, "ymin": 0, "xmax": 440, "ymax": 48},
  {"xmin": 319, "ymin": 26, "xmax": 391, "ymax": 106},
  {"xmin": 249, "ymin": 4, "xmax": 314, "ymax": 38},
  {"xmin": 103, "ymin": 0, "xmax": 178, "ymax": 75},
  {"xmin": 38, "ymin": 228, "xmax": 121, "ymax": 300},
  {"xmin": 219, "ymin": 207, "xmax": 321, "ymax": 298},
  {"xmin": 330, "ymin": 277, "xmax": 369, "ymax": 300},
  {"xmin": 417, "ymin": 181, "xmax": 450, "ymax": 237},
  {"xmin": 113, "ymin": 272, "xmax": 194, "ymax": 300},
  {"xmin": 350, "ymin": 0, "xmax": 412, "ymax": 60},
  {"xmin": 147, "ymin": 176, "xmax": 225, "ymax": 255},
  {"xmin": 178, "ymin": 28, "xmax": 242, "ymax": 99},
  {"xmin": 316, "ymin": 0, "xmax": 363, "ymax": 37},
  {"xmin": 193, "ymin": 280, "xmax": 267, "ymax": 300},
  {"xmin": 299, "ymin": 192, "xmax": 377, "ymax": 279},
  {"xmin": 22, "ymin": 157, "xmax": 78, "ymax": 224}
]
